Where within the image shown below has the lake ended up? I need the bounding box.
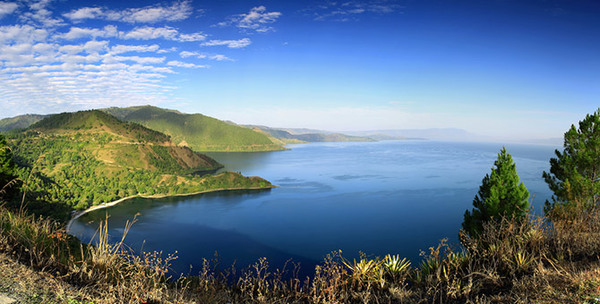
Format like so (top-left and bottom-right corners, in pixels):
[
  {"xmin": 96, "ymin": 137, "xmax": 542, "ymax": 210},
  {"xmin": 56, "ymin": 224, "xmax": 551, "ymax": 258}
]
[{"xmin": 68, "ymin": 140, "xmax": 558, "ymax": 277}]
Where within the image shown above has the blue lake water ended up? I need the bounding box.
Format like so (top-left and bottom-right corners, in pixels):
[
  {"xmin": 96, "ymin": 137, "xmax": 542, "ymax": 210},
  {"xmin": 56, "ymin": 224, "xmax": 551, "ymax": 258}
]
[{"xmin": 68, "ymin": 140, "xmax": 558, "ymax": 277}]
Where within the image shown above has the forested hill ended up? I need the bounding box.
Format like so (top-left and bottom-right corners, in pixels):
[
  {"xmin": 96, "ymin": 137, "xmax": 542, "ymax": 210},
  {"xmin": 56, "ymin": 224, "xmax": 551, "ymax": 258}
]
[
  {"xmin": 102, "ymin": 105, "xmax": 287, "ymax": 152},
  {"xmin": 0, "ymin": 114, "xmax": 47, "ymax": 131},
  {"xmin": 30, "ymin": 110, "xmax": 171, "ymax": 144},
  {"xmin": 24, "ymin": 110, "xmax": 221, "ymax": 172},
  {"xmin": 3, "ymin": 110, "xmax": 274, "ymax": 217}
]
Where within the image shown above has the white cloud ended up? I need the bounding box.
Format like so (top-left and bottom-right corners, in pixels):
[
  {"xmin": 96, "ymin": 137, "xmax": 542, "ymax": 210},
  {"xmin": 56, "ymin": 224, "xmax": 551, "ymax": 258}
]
[
  {"xmin": 219, "ymin": 6, "xmax": 281, "ymax": 33},
  {"xmin": 0, "ymin": 27, "xmax": 183, "ymax": 116},
  {"xmin": 59, "ymin": 25, "xmax": 118, "ymax": 40},
  {"xmin": 209, "ymin": 54, "xmax": 232, "ymax": 61},
  {"xmin": 121, "ymin": 26, "xmax": 205, "ymax": 42},
  {"xmin": 179, "ymin": 50, "xmax": 201, "ymax": 58},
  {"xmin": 0, "ymin": 57, "xmax": 177, "ymax": 116},
  {"xmin": 0, "ymin": 0, "xmax": 254, "ymax": 117},
  {"xmin": 20, "ymin": 0, "xmax": 64, "ymax": 27},
  {"xmin": 62, "ymin": 7, "xmax": 102, "ymax": 21},
  {"xmin": 179, "ymin": 51, "xmax": 232, "ymax": 61},
  {"xmin": 0, "ymin": 2, "xmax": 18, "ymax": 19},
  {"xmin": 177, "ymin": 32, "xmax": 206, "ymax": 42},
  {"xmin": 58, "ymin": 40, "xmax": 109, "ymax": 54},
  {"xmin": 63, "ymin": 1, "xmax": 193, "ymax": 24},
  {"xmin": 110, "ymin": 44, "xmax": 160, "ymax": 54},
  {"xmin": 107, "ymin": 55, "xmax": 165, "ymax": 64},
  {"xmin": 167, "ymin": 60, "xmax": 208, "ymax": 69},
  {"xmin": 121, "ymin": 26, "xmax": 179, "ymax": 40},
  {"xmin": 201, "ymin": 38, "xmax": 251, "ymax": 48},
  {"xmin": 0, "ymin": 25, "xmax": 48, "ymax": 43},
  {"xmin": 157, "ymin": 47, "xmax": 177, "ymax": 54}
]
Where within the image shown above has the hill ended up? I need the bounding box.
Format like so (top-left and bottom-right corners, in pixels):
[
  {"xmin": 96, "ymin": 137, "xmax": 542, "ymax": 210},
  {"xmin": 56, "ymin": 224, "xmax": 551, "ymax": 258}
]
[
  {"xmin": 102, "ymin": 106, "xmax": 287, "ymax": 152},
  {"xmin": 5, "ymin": 110, "xmax": 271, "ymax": 215},
  {"xmin": 26, "ymin": 110, "xmax": 221, "ymax": 173},
  {"xmin": 0, "ymin": 106, "xmax": 374, "ymax": 149},
  {"xmin": 0, "ymin": 114, "xmax": 47, "ymax": 131},
  {"xmin": 247, "ymin": 125, "xmax": 375, "ymax": 143}
]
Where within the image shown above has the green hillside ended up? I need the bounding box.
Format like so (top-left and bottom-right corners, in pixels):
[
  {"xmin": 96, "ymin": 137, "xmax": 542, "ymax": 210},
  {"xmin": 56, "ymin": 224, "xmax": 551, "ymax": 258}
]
[
  {"xmin": 0, "ymin": 114, "xmax": 46, "ymax": 131},
  {"xmin": 102, "ymin": 105, "xmax": 286, "ymax": 152},
  {"xmin": 5, "ymin": 110, "xmax": 271, "ymax": 216}
]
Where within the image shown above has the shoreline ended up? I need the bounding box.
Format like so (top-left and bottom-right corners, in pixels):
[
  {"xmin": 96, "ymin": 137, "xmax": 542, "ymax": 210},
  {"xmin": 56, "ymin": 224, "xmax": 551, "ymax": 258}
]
[{"xmin": 65, "ymin": 185, "xmax": 275, "ymax": 233}]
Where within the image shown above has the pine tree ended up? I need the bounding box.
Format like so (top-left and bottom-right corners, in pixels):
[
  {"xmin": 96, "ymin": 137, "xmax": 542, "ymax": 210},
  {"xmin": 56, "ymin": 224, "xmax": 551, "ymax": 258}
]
[
  {"xmin": 0, "ymin": 134, "xmax": 15, "ymax": 187},
  {"xmin": 462, "ymin": 147, "xmax": 530, "ymax": 237},
  {"xmin": 543, "ymin": 109, "xmax": 600, "ymax": 215}
]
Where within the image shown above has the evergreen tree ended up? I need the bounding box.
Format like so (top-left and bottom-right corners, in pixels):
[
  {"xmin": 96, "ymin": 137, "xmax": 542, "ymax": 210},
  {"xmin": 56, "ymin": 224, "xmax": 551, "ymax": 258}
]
[
  {"xmin": 0, "ymin": 134, "xmax": 15, "ymax": 187},
  {"xmin": 543, "ymin": 109, "xmax": 600, "ymax": 214},
  {"xmin": 462, "ymin": 147, "xmax": 530, "ymax": 236}
]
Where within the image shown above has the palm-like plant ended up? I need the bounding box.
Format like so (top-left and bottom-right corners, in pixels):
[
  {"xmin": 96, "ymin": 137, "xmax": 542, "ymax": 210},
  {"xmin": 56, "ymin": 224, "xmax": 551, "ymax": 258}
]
[{"xmin": 383, "ymin": 254, "xmax": 411, "ymax": 279}]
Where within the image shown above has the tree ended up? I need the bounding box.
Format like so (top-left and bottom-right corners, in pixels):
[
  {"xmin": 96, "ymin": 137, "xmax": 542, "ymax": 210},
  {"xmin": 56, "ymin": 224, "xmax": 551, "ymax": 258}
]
[
  {"xmin": 543, "ymin": 109, "xmax": 600, "ymax": 215},
  {"xmin": 0, "ymin": 134, "xmax": 15, "ymax": 187},
  {"xmin": 462, "ymin": 147, "xmax": 530, "ymax": 236}
]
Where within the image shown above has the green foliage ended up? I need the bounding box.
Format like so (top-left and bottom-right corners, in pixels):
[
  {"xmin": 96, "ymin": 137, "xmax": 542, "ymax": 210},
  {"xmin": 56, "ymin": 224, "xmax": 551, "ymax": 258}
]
[
  {"xmin": 462, "ymin": 147, "xmax": 530, "ymax": 237},
  {"xmin": 8, "ymin": 132, "xmax": 269, "ymax": 217},
  {"xmin": 148, "ymin": 145, "xmax": 184, "ymax": 173},
  {"xmin": 4, "ymin": 113, "xmax": 269, "ymax": 219},
  {"xmin": 0, "ymin": 134, "xmax": 15, "ymax": 186},
  {"xmin": 543, "ymin": 109, "xmax": 600, "ymax": 215},
  {"xmin": 29, "ymin": 110, "xmax": 170, "ymax": 144},
  {"xmin": 103, "ymin": 105, "xmax": 286, "ymax": 151}
]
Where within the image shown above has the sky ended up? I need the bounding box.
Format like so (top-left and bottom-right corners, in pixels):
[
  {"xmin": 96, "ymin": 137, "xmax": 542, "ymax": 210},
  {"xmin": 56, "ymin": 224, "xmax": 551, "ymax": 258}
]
[{"xmin": 0, "ymin": 0, "xmax": 598, "ymax": 140}]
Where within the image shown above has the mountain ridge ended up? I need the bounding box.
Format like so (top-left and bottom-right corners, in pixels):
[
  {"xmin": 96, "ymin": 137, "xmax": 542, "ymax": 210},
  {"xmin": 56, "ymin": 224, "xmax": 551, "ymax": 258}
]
[
  {"xmin": 24, "ymin": 109, "xmax": 222, "ymax": 174},
  {"xmin": 102, "ymin": 106, "xmax": 287, "ymax": 152}
]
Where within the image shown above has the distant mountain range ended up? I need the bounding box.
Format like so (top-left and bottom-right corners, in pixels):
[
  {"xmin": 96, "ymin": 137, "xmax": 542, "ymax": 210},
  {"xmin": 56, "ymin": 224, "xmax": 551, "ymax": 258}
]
[
  {"xmin": 347, "ymin": 128, "xmax": 487, "ymax": 142},
  {"xmin": 347, "ymin": 129, "xmax": 562, "ymax": 145},
  {"xmin": 246, "ymin": 125, "xmax": 375, "ymax": 144},
  {"xmin": 0, "ymin": 107, "xmax": 562, "ymax": 147},
  {"xmin": 0, "ymin": 106, "xmax": 378, "ymax": 151}
]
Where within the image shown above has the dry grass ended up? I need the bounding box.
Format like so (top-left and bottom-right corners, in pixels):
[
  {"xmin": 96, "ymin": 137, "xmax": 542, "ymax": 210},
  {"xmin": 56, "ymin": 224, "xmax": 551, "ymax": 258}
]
[{"xmin": 1, "ymin": 204, "xmax": 600, "ymax": 303}]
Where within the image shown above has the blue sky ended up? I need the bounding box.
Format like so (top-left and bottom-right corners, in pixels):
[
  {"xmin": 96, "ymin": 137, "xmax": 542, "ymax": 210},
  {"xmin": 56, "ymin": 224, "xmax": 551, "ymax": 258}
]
[{"xmin": 0, "ymin": 0, "xmax": 598, "ymax": 139}]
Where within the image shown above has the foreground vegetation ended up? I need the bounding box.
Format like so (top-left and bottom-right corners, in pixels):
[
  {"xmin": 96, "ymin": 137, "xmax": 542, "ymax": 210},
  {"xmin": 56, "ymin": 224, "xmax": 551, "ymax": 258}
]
[
  {"xmin": 1, "ymin": 109, "xmax": 600, "ymax": 303},
  {"xmin": 1, "ymin": 201, "xmax": 600, "ymax": 303}
]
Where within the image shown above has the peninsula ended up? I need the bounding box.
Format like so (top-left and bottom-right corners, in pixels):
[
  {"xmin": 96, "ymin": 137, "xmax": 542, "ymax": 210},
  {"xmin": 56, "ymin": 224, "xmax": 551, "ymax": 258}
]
[{"xmin": 5, "ymin": 109, "xmax": 273, "ymax": 220}]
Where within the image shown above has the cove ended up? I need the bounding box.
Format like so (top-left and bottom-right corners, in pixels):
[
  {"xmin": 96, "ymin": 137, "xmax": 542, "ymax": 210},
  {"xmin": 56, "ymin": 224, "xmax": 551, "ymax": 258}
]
[{"xmin": 68, "ymin": 140, "xmax": 557, "ymax": 277}]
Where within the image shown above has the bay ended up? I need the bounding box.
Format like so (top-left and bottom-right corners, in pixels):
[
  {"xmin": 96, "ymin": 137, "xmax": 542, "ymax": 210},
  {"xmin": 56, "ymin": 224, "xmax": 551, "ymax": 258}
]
[{"xmin": 68, "ymin": 140, "xmax": 558, "ymax": 277}]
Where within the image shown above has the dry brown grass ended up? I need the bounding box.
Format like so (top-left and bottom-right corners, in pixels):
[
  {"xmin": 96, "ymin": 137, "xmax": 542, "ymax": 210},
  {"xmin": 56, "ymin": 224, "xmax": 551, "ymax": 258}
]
[{"xmin": 1, "ymin": 204, "xmax": 600, "ymax": 303}]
